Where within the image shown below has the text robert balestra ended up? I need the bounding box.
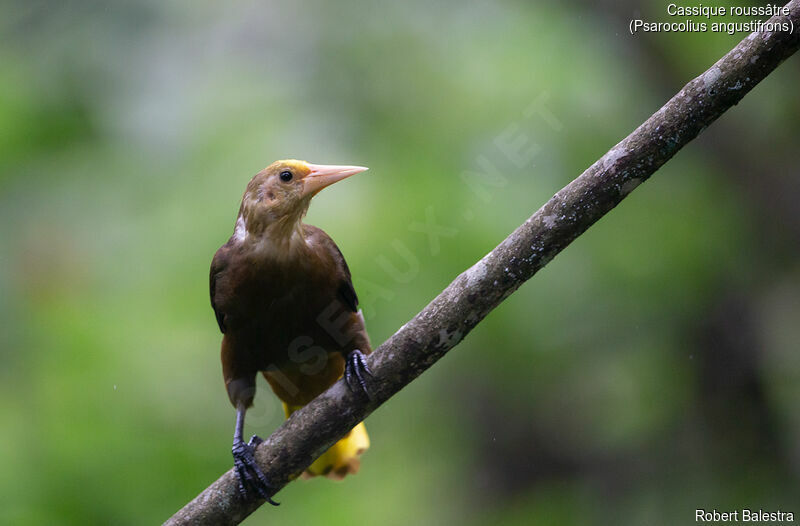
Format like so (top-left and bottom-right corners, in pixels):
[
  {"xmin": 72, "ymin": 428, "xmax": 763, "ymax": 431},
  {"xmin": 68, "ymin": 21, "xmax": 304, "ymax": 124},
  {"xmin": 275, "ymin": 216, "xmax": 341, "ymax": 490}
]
[{"xmin": 696, "ymin": 509, "xmax": 794, "ymax": 522}]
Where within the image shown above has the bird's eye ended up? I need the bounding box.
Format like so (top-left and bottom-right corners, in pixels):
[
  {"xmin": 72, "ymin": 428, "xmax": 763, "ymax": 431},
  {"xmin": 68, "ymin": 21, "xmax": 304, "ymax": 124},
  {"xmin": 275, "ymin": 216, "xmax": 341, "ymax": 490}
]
[{"xmin": 279, "ymin": 170, "xmax": 293, "ymax": 182}]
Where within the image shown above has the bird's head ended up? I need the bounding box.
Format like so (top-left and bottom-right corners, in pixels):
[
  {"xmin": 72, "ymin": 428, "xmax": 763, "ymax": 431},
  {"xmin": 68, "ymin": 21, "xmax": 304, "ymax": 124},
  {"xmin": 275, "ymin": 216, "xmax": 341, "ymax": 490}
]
[{"xmin": 236, "ymin": 159, "xmax": 367, "ymax": 243}]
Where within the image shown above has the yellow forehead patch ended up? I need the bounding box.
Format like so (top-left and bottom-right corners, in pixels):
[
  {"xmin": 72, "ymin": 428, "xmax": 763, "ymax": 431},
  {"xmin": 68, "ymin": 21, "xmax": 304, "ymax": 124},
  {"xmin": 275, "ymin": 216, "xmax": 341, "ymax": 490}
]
[{"xmin": 271, "ymin": 159, "xmax": 311, "ymax": 177}]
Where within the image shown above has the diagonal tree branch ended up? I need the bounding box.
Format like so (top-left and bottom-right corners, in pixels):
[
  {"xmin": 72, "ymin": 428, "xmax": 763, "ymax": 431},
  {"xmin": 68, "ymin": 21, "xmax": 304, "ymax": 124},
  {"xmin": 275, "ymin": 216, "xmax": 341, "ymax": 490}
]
[{"xmin": 166, "ymin": 4, "xmax": 800, "ymax": 524}]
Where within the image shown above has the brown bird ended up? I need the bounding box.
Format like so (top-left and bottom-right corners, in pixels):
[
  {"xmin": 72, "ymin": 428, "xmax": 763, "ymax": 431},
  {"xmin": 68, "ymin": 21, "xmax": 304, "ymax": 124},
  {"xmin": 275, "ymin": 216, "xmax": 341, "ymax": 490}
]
[{"xmin": 210, "ymin": 160, "xmax": 373, "ymax": 503}]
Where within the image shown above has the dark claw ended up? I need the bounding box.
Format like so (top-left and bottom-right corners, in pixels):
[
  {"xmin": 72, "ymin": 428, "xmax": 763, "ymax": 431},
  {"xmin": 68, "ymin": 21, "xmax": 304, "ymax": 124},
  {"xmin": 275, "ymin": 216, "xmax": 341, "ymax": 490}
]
[
  {"xmin": 232, "ymin": 437, "xmax": 279, "ymax": 506},
  {"xmin": 345, "ymin": 350, "xmax": 373, "ymax": 398}
]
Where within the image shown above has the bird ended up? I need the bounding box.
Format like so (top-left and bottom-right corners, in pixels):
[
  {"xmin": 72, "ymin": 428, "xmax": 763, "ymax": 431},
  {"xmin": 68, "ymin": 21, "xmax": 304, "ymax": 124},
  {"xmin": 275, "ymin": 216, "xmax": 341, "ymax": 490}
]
[{"xmin": 209, "ymin": 159, "xmax": 373, "ymax": 503}]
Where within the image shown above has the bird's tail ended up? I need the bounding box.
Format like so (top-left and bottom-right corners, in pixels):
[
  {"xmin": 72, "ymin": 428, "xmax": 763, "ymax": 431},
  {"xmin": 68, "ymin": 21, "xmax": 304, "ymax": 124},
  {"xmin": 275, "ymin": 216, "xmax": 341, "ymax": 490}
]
[{"xmin": 283, "ymin": 403, "xmax": 369, "ymax": 480}]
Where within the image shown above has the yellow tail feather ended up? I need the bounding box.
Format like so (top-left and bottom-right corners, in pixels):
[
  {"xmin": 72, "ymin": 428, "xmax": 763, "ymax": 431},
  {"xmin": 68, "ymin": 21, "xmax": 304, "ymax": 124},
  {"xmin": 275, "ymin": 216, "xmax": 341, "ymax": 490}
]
[{"xmin": 283, "ymin": 403, "xmax": 369, "ymax": 480}]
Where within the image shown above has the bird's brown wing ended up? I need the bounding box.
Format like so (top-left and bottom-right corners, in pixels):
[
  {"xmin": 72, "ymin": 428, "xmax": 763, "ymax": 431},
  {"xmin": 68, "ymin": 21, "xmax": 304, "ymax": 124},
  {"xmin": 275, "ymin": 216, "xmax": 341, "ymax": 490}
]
[
  {"xmin": 335, "ymin": 246, "xmax": 358, "ymax": 313},
  {"xmin": 305, "ymin": 225, "xmax": 358, "ymax": 313},
  {"xmin": 210, "ymin": 242, "xmax": 231, "ymax": 333}
]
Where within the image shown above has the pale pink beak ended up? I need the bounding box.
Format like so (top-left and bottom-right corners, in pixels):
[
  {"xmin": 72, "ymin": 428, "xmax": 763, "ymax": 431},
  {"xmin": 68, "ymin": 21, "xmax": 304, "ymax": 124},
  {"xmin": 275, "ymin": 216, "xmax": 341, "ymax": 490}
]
[{"xmin": 302, "ymin": 163, "xmax": 368, "ymax": 197}]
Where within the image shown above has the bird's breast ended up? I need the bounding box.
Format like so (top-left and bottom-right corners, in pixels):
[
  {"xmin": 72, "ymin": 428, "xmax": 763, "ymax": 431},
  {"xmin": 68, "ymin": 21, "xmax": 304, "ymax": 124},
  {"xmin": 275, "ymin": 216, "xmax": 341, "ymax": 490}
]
[{"xmin": 219, "ymin": 246, "xmax": 345, "ymax": 367}]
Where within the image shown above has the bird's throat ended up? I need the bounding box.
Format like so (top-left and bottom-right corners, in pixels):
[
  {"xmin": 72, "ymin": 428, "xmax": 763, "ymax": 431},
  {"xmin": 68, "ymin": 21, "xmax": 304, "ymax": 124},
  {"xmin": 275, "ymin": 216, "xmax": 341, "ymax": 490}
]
[{"xmin": 234, "ymin": 212, "xmax": 309, "ymax": 260}]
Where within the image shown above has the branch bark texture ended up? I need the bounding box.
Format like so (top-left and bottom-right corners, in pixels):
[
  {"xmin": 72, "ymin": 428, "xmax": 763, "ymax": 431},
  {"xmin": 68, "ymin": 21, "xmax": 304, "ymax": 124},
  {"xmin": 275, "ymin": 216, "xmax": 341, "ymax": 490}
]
[{"xmin": 166, "ymin": 5, "xmax": 800, "ymax": 524}]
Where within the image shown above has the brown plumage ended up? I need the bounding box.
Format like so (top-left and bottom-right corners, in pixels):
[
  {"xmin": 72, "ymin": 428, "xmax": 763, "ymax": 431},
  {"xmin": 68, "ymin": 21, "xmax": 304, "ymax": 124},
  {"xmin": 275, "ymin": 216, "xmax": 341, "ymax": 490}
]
[{"xmin": 210, "ymin": 159, "xmax": 372, "ymax": 502}]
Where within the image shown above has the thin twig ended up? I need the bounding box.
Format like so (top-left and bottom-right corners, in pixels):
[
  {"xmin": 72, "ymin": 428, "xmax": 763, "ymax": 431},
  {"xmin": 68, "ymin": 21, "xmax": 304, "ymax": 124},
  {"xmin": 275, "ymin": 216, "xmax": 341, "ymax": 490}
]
[{"xmin": 165, "ymin": 4, "xmax": 800, "ymax": 524}]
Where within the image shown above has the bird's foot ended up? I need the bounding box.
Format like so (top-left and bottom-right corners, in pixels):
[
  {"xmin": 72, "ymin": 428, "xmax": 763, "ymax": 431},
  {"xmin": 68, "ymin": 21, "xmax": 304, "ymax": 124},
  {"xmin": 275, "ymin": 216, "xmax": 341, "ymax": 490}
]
[
  {"xmin": 232, "ymin": 435, "xmax": 279, "ymax": 505},
  {"xmin": 345, "ymin": 350, "xmax": 373, "ymax": 398}
]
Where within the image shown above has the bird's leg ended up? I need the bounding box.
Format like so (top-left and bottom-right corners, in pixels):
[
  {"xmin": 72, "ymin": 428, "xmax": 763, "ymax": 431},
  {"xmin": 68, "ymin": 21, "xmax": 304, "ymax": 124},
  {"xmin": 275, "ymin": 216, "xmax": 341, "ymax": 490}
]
[
  {"xmin": 232, "ymin": 404, "xmax": 278, "ymax": 505},
  {"xmin": 344, "ymin": 349, "xmax": 373, "ymax": 399}
]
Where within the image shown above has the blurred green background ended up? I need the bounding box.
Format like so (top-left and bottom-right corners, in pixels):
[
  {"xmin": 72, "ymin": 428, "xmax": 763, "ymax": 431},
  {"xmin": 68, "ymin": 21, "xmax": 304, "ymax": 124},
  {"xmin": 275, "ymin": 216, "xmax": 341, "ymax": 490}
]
[{"xmin": 2, "ymin": 1, "xmax": 799, "ymax": 524}]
